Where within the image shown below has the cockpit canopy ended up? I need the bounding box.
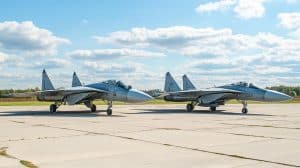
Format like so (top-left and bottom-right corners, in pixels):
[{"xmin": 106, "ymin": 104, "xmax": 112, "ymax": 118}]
[
  {"xmin": 103, "ymin": 80, "xmax": 132, "ymax": 90},
  {"xmin": 230, "ymin": 82, "xmax": 261, "ymax": 89}
]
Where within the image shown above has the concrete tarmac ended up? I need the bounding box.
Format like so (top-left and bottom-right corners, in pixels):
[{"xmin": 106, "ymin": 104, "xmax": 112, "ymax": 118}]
[{"xmin": 0, "ymin": 104, "xmax": 299, "ymax": 168}]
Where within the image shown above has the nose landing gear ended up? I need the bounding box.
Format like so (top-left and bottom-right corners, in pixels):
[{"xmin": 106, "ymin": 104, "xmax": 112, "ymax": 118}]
[
  {"xmin": 107, "ymin": 101, "xmax": 112, "ymax": 116},
  {"xmin": 241, "ymin": 100, "xmax": 248, "ymax": 114},
  {"xmin": 90, "ymin": 104, "xmax": 97, "ymax": 112}
]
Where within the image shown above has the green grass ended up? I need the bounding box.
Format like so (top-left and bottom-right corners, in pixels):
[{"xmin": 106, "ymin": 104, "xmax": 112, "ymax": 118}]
[{"xmin": 0, "ymin": 97, "xmax": 299, "ymax": 106}]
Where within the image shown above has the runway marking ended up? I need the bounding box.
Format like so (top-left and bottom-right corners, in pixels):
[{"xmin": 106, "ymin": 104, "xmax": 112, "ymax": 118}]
[
  {"xmin": 0, "ymin": 147, "xmax": 38, "ymax": 168},
  {"xmin": 221, "ymin": 123, "xmax": 300, "ymax": 130},
  {"xmin": 22, "ymin": 122, "xmax": 300, "ymax": 168}
]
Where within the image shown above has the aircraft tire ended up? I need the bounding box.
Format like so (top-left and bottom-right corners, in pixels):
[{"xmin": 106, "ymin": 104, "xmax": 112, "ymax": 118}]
[
  {"xmin": 242, "ymin": 108, "xmax": 248, "ymax": 114},
  {"xmin": 186, "ymin": 103, "xmax": 194, "ymax": 112},
  {"xmin": 107, "ymin": 109, "xmax": 112, "ymax": 116},
  {"xmin": 91, "ymin": 104, "xmax": 96, "ymax": 112},
  {"xmin": 50, "ymin": 104, "xmax": 57, "ymax": 113},
  {"xmin": 210, "ymin": 106, "xmax": 216, "ymax": 112}
]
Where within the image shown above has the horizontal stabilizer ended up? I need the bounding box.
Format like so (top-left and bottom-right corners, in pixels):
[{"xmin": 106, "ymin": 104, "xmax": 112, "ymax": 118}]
[{"xmin": 42, "ymin": 69, "xmax": 55, "ymax": 91}]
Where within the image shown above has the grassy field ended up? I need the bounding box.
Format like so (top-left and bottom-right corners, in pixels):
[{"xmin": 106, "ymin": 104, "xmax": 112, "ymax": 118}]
[{"xmin": 0, "ymin": 97, "xmax": 299, "ymax": 106}]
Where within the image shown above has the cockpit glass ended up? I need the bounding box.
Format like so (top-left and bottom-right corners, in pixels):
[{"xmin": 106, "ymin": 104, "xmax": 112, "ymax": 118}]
[
  {"xmin": 103, "ymin": 80, "xmax": 116, "ymax": 85},
  {"xmin": 229, "ymin": 82, "xmax": 261, "ymax": 89},
  {"xmin": 249, "ymin": 83, "xmax": 260, "ymax": 89},
  {"xmin": 231, "ymin": 82, "xmax": 249, "ymax": 87},
  {"xmin": 117, "ymin": 81, "xmax": 130, "ymax": 90},
  {"xmin": 103, "ymin": 80, "xmax": 131, "ymax": 90}
]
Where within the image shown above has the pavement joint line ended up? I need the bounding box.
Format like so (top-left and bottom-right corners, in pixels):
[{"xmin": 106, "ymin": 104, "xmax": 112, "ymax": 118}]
[
  {"xmin": 20, "ymin": 121, "xmax": 300, "ymax": 168},
  {"xmin": 0, "ymin": 133, "xmax": 90, "ymax": 142},
  {"xmin": 10, "ymin": 120, "xmax": 26, "ymax": 124},
  {"xmin": 220, "ymin": 123, "xmax": 300, "ymax": 130},
  {"xmin": 217, "ymin": 132, "xmax": 285, "ymax": 140}
]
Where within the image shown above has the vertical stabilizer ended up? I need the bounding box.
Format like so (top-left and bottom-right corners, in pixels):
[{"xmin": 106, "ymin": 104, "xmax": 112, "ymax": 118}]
[
  {"xmin": 72, "ymin": 72, "xmax": 82, "ymax": 87},
  {"xmin": 164, "ymin": 72, "xmax": 181, "ymax": 92},
  {"xmin": 42, "ymin": 69, "xmax": 55, "ymax": 91},
  {"xmin": 182, "ymin": 74, "xmax": 196, "ymax": 90}
]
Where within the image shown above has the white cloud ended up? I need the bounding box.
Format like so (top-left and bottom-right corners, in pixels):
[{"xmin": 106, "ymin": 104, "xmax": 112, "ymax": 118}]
[
  {"xmin": 234, "ymin": 0, "xmax": 266, "ymax": 19},
  {"xmin": 0, "ymin": 52, "xmax": 9, "ymax": 63},
  {"xmin": 0, "ymin": 21, "xmax": 70, "ymax": 55},
  {"xmin": 94, "ymin": 26, "xmax": 300, "ymax": 64},
  {"xmin": 253, "ymin": 65, "xmax": 292, "ymax": 74},
  {"xmin": 196, "ymin": 0, "xmax": 268, "ymax": 19},
  {"xmin": 286, "ymin": 0, "xmax": 297, "ymax": 4},
  {"xmin": 23, "ymin": 58, "xmax": 71, "ymax": 69},
  {"xmin": 278, "ymin": 12, "xmax": 300, "ymax": 29},
  {"xmin": 67, "ymin": 48, "xmax": 165, "ymax": 59},
  {"xmin": 94, "ymin": 26, "xmax": 258, "ymax": 58},
  {"xmin": 84, "ymin": 61, "xmax": 140, "ymax": 74},
  {"xmin": 94, "ymin": 25, "xmax": 300, "ymax": 87},
  {"xmin": 95, "ymin": 26, "xmax": 232, "ymax": 48},
  {"xmin": 195, "ymin": 0, "xmax": 237, "ymax": 13}
]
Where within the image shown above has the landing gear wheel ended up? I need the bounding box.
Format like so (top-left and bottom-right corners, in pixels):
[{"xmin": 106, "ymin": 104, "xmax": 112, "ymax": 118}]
[
  {"xmin": 107, "ymin": 109, "xmax": 112, "ymax": 116},
  {"xmin": 186, "ymin": 103, "xmax": 194, "ymax": 112},
  {"xmin": 90, "ymin": 104, "xmax": 96, "ymax": 112},
  {"xmin": 50, "ymin": 104, "xmax": 57, "ymax": 113},
  {"xmin": 210, "ymin": 106, "xmax": 216, "ymax": 112},
  {"xmin": 242, "ymin": 108, "xmax": 248, "ymax": 114}
]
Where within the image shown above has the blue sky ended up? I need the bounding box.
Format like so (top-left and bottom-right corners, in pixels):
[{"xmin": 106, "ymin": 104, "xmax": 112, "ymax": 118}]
[{"xmin": 0, "ymin": 0, "xmax": 300, "ymax": 89}]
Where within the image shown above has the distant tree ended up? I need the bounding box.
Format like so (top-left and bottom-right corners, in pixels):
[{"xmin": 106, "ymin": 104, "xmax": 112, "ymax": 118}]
[{"xmin": 267, "ymin": 86, "xmax": 300, "ymax": 97}]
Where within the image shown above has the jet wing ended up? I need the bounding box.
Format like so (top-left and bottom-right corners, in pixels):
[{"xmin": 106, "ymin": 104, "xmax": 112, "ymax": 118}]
[
  {"xmin": 169, "ymin": 88, "xmax": 242, "ymax": 97},
  {"xmin": 167, "ymin": 88, "xmax": 244, "ymax": 104},
  {"xmin": 38, "ymin": 86, "xmax": 111, "ymax": 105}
]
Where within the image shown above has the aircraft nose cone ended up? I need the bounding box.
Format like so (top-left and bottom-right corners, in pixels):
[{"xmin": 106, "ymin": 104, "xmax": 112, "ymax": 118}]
[
  {"xmin": 127, "ymin": 89, "xmax": 153, "ymax": 102},
  {"xmin": 264, "ymin": 90, "xmax": 293, "ymax": 101}
]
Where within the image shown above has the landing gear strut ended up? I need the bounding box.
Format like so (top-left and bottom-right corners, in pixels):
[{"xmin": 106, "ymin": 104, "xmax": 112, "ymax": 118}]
[
  {"xmin": 186, "ymin": 103, "xmax": 195, "ymax": 112},
  {"xmin": 90, "ymin": 104, "xmax": 96, "ymax": 112},
  {"xmin": 210, "ymin": 106, "xmax": 216, "ymax": 112},
  {"xmin": 241, "ymin": 100, "xmax": 248, "ymax": 114},
  {"xmin": 50, "ymin": 104, "xmax": 58, "ymax": 113},
  {"xmin": 107, "ymin": 101, "xmax": 112, "ymax": 116}
]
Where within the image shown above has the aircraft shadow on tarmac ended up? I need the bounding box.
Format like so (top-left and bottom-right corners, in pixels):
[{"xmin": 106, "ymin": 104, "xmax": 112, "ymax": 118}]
[
  {"xmin": 0, "ymin": 110, "xmax": 125, "ymax": 117},
  {"xmin": 129, "ymin": 108, "xmax": 274, "ymax": 116}
]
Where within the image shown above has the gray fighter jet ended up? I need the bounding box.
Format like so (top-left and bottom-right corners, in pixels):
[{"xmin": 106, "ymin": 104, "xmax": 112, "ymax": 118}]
[
  {"xmin": 163, "ymin": 72, "xmax": 293, "ymax": 114},
  {"xmin": 37, "ymin": 70, "xmax": 153, "ymax": 115}
]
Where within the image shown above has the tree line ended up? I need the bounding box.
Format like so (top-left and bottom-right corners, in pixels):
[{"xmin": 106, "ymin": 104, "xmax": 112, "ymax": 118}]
[
  {"xmin": 0, "ymin": 87, "xmax": 40, "ymax": 98},
  {"xmin": 266, "ymin": 86, "xmax": 300, "ymax": 97}
]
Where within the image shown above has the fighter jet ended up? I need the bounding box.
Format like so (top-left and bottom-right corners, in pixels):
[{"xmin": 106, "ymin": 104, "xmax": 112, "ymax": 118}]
[
  {"xmin": 163, "ymin": 72, "xmax": 293, "ymax": 114},
  {"xmin": 37, "ymin": 70, "xmax": 153, "ymax": 115}
]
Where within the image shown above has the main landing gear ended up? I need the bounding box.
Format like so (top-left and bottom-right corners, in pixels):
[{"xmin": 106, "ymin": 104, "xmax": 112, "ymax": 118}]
[
  {"xmin": 50, "ymin": 102, "xmax": 62, "ymax": 113},
  {"xmin": 186, "ymin": 102, "xmax": 195, "ymax": 112},
  {"xmin": 241, "ymin": 100, "xmax": 248, "ymax": 114},
  {"xmin": 107, "ymin": 101, "xmax": 112, "ymax": 116},
  {"xmin": 50, "ymin": 104, "xmax": 57, "ymax": 113},
  {"xmin": 209, "ymin": 106, "xmax": 216, "ymax": 112}
]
